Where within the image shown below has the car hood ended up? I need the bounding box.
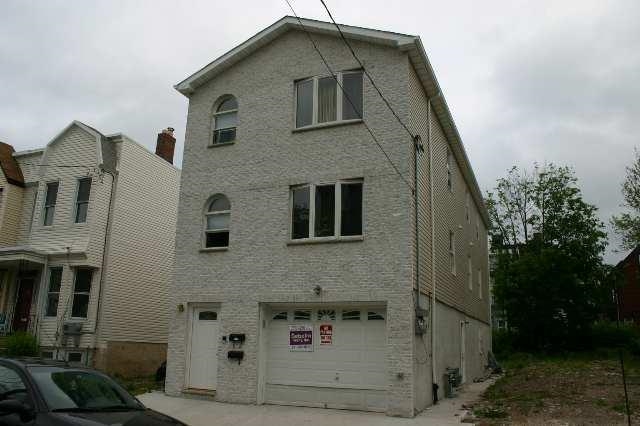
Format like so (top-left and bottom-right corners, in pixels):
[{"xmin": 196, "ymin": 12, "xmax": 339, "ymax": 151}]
[{"xmin": 50, "ymin": 408, "xmax": 186, "ymax": 425}]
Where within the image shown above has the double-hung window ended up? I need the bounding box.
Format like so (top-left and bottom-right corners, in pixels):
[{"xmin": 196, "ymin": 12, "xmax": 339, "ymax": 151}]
[
  {"xmin": 204, "ymin": 195, "xmax": 230, "ymax": 248},
  {"xmin": 467, "ymin": 255, "xmax": 473, "ymax": 290},
  {"xmin": 212, "ymin": 96, "xmax": 238, "ymax": 144},
  {"xmin": 295, "ymin": 70, "xmax": 363, "ymax": 128},
  {"xmin": 449, "ymin": 231, "xmax": 456, "ymax": 275},
  {"xmin": 71, "ymin": 268, "xmax": 92, "ymax": 319},
  {"xmin": 446, "ymin": 149, "xmax": 453, "ymax": 192},
  {"xmin": 478, "ymin": 268, "xmax": 483, "ymax": 299},
  {"xmin": 45, "ymin": 267, "xmax": 63, "ymax": 317},
  {"xmin": 74, "ymin": 178, "xmax": 91, "ymax": 223},
  {"xmin": 291, "ymin": 180, "xmax": 363, "ymax": 240},
  {"xmin": 43, "ymin": 182, "xmax": 59, "ymax": 226}
]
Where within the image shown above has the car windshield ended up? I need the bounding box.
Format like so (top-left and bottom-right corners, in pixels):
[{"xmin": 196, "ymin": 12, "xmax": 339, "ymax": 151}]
[{"xmin": 28, "ymin": 366, "xmax": 142, "ymax": 411}]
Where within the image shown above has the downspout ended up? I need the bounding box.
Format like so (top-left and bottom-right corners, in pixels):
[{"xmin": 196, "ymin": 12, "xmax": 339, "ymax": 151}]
[
  {"xmin": 92, "ymin": 168, "xmax": 117, "ymax": 337},
  {"xmin": 428, "ymin": 95, "xmax": 440, "ymax": 402}
]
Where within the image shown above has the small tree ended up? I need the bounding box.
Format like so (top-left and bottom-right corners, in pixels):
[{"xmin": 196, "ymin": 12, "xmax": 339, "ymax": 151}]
[
  {"xmin": 487, "ymin": 164, "xmax": 608, "ymax": 350},
  {"xmin": 612, "ymin": 150, "xmax": 640, "ymax": 249}
]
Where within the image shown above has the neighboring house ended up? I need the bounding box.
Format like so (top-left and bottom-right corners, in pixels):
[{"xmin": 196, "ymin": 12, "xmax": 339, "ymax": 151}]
[
  {"xmin": 165, "ymin": 17, "xmax": 490, "ymax": 417},
  {"xmin": 0, "ymin": 122, "xmax": 180, "ymax": 377},
  {"xmin": 614, "ymin": 247, "xmax": 640, "ymax": 323}
]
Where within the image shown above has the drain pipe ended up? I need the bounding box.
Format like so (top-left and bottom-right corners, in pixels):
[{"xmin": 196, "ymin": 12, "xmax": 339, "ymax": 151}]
[{"xmin": 428, "ymin": 94, "xmax": 441, "ymax": 403}]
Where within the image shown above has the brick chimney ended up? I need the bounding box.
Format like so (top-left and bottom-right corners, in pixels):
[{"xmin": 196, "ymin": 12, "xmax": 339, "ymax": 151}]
[{"xmin": 155, "ymin": 127, "xmax": 176, "ymax": 164}]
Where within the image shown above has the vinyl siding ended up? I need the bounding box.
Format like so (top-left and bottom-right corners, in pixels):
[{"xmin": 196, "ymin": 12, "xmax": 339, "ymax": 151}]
[
  {"xmin": 0, "ymin": 177, "xmax": 24, "ymax": 246},
  {"xmin": 97, "ymin": 137, "xmax": 180, "ymax": 344},
  {"xmin": 408, "ymin": 65, "xmax": 489, "ymax": 324}
]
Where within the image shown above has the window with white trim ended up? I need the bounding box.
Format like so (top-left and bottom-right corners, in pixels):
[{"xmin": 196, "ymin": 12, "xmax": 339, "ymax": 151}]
[
  {"xmin": 449, "ymin": 231, "xmax": 456, "ymax": 275},
  {"xmin": 465, "ymin": 191, "xmax": 470, "ymax": 223},
  {"xmin": 291, "ymin": 180, "xmax": 363, "ymax": 240},
  {"xmin": 71, "ymin": 268, "xmax": 92, "ymax": 318},
  {"xmin": 467, "ymin": 255, "xmax": 473, "ymax": 290},
  {"xmin": 212, "ymin": 96, "xmax": 238, "ymax": 144},
  {"xmin": 204, "ymin": 195, "xmax": 230, "ymax": 248},
  {"xmin": 446, "ymin": 149, "xmax": 453, "ymax": 192},
  {"xmin": 43, "ymin": 181, "xmax": 59, "ymax": 226},
  {"xmin": 295, "ymin": 70, "xmax": 363, "ymax": 128},
  {"xmin": 74, "ymin": 177, "xmax": 91, "ymax": 223},
  {"xmin": 45, "ymin": 267, "xmax": 62, "ymax": 317}
]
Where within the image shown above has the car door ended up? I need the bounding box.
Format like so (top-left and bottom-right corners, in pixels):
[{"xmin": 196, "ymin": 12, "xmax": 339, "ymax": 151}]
[{"xmin": 0, "ymin": 364, "xmax": 36, "ymax": 425}]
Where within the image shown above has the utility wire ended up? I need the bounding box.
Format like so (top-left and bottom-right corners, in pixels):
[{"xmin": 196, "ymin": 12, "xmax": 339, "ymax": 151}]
[
  {"xmin": 283, "ymin": 0, "xmax": 413, "ymax": 193},
  {"xmin": 319, "ymin": 0, "xmax": 417, "ymax": 141}
]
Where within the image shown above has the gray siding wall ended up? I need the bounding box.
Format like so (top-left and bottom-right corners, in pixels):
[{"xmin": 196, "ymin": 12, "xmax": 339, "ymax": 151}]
[{"xmin": 166, "ymin": 30, "xmax": 417, "ymax": 416}]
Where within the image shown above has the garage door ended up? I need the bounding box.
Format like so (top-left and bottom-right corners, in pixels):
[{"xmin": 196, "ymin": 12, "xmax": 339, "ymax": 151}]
[{"xmin": 265, "ymin": 306, "xmax": 387, "ymax": 411}]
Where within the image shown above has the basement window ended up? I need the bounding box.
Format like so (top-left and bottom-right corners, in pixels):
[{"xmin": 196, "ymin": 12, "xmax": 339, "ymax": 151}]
[{"xmin": 67, "ymin": 352, "xmax": 82, "ymax": 363}]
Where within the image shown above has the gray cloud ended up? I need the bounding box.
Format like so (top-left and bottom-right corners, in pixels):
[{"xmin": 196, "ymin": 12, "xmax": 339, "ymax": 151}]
[{"xmin": 1, "ymin": 0, "xmax": 637, "ymax": 262}]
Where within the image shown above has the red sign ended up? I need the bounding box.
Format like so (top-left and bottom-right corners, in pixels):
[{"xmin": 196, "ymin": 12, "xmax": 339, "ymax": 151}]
[{"xmin": 320, "ymin": 324, "xmax": 333, "ymax": 345}]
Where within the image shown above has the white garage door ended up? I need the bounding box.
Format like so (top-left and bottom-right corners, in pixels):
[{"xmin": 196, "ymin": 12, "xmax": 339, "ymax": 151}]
[{"xmin": 265, "ymin": 306, "xmax": 387, "ymax": 411}]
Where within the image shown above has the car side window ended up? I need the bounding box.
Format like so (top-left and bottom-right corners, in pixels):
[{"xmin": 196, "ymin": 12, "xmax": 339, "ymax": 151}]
[{"xmin": 0, "ymin": 365, "xmax": 30, "ymax": 405}]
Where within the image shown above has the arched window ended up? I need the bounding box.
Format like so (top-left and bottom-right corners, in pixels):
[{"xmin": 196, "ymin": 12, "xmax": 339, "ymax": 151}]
[
  {"xmin": 212, "ymin": 96, "xmax": 238, "ymax": 145},
  {"xmin": 204, "ymin": 194, "xmax": 230, "ymax": 248}
]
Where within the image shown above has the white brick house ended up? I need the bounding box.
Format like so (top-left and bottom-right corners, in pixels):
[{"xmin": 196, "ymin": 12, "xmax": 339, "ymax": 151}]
[
  {"xmin": 166, "ymin": 17, "xmax": 491, "ymax": 417},
  {"xmin": 0, "ymin": 121, "xmax": 180, "ymax": 377}
]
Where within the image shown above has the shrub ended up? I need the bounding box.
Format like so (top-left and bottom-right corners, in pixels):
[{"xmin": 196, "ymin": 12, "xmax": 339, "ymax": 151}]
[
  {"xmin": 588, "ymin": 321, "xmax": 640, "ymax": 351},
  {"xmin": 492, "ymin": 329, "xmax": 516, "ymax": 358},
  {"xmin": 6, "ymin": 332, "xmax": 38, "ymax": 357}
]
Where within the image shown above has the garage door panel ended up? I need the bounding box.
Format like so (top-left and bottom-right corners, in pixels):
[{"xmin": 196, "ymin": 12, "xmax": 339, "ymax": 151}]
[{"xmin": 265, "ymin": 384, "xmax": 387, "ymax": 412}]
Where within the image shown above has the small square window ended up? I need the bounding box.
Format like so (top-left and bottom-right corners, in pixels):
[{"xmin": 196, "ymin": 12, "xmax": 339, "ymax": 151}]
[
  {"xmin": 67, "ymin": 352, "xmax": 82, "ymax": 363},
  {"xmin": 272, "ymin": 311, "xmax": 288, "ymax": 320},
  {"xmin": 41, "ymin": 351, "xmax": 54, "ymax": 359}
]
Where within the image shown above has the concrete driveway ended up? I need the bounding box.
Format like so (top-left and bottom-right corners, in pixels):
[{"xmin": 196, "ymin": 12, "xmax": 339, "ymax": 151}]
[{"xmin": 137, "ymin": 379, "xmax": 495, "ymax": 426}]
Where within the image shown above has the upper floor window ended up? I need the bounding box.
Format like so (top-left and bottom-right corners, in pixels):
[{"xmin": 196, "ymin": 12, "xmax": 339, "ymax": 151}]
[
  {"xmin": 446, "ymin": 149, "xmax": 453, "ymax": 192},
  {"xmin": 467, "ymin": 255, "xmax": 473, "ymax": 290},
  {"xmin": 465, "ymin": 191, "xmax": 470, "ymax": 223},
  {"xmin": 43, "ymin": 182, "xmax": 59, "ymax": 226},
  {"xmin": 205, "ymin": 194, "xmax": 230, "ymax": 248},
  {"xmin": 295, "ymin": 70, "xmax": 363, "ymax": 128},
  {"xmin": 74, "ymin": 178, "xmax": 91, "ymax": 223},
  {"xmin": 476, "ymin": 216, "xmax": 480, "ymax": 241},
  {"xmin": 71, "ymin": 268, "xmax": 93, "ymax": 319},
  {"xmin": 291, "ymin": 180, "xmax": 363, "ymax": 240},
  {"xmin": 212, "ymin": 96, "xmax": 238, "ymax": 145},
  {"xmin": 449, "ymin": 230, "xmax": 456, "ymax": 275},
  {"xmin": 0, "ymin": 187, "xmax": 3, "ymax": 210},
  {"xmin": 478, "ymin": 268, "xmax": 483, "ymax": 299}
]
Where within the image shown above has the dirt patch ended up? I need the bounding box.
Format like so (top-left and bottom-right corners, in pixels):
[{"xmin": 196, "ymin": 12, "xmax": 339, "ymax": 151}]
[{"xmin": 473, "ymin": 351, "xmax": 640, "ymax": 425}]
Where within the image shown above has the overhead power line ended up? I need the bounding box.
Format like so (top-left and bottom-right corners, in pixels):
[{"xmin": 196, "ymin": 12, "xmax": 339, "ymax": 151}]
[
  {"xmin": 319, "ymin": 0, "xmax": 417, "ymax": 141},
  {"xmin": 283, "ymin": 0, "xmax": 414, "ymax": 193}
]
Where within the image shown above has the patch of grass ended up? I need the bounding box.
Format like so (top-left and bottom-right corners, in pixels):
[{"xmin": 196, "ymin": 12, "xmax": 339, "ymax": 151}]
[{"xmin": 474, "ymin": 406, "xmax": 508, "ymax": 419}]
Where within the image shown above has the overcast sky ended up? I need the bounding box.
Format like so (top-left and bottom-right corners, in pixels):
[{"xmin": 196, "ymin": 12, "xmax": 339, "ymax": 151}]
[{"xmin": 1, "ymin": 0, "xmax": 637, "ymax": 263}]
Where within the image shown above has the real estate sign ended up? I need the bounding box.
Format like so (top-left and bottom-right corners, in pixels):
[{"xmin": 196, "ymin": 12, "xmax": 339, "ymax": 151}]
[{"xmin": 289, "ymin": 325, "xmax": 313, "ymax": 351}]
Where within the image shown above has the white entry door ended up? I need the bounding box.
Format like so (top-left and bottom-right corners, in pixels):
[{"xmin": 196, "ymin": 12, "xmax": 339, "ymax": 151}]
[{"xmin": 188, "ymin": 308, "xmax": 219, "ymax": 390}]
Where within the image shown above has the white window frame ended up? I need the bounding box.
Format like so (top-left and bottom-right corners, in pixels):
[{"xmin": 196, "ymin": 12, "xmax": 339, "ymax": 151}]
[
  {"xmin": 212, "ymin": 97, "xmax": 238, "ymax": 145},
  {"xmin": 294, "ymin": 70, "xmax": 363, "ymax": 129},
  {"xmin": 446, "ymin": 149, "xmax": 453, "ymax": 192},
  {"xmin": 73, "ymin": 177, "xmax": 91, "ymax": 224},
  {"xmin": 449, "ymin": 230, "xmax": 456, "ymax": 275},
  {"xmin": 467, "ymin": 255, "xmax": 473, "ymax": 290},
  {"xmin": 45, "ymin": 267, "xmax": 62, "ymax": 318},
  {"xmin": 204, "ymin": 195, "xmax": 230, "ymax": 249},
  {"xmin": 42, "ymin": 181, "xmax": 59, "ymax": 226},
  {"xmin": 465, "ymin": 191, "xmax": 470, "ymax": 223},
  {"xmin": 70, "ymin": 268, "xmax": 92, "ymax": 320},
  {"xmin": 289, "ymin": 179, "xmax": 364, "ymax": 241}
]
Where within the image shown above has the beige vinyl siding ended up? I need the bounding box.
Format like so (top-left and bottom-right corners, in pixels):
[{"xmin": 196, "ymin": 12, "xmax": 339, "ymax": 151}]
[
  {"xmin": 0, "ymin": 177, "xmax": 24, "ymax": 246},
  {"xmin": 409, "ymin": 65, "xmax": 489, "ymax": 324},
  {"xmin": 98, "ymin": 137, "xmax": 180, "ymax": 344}
]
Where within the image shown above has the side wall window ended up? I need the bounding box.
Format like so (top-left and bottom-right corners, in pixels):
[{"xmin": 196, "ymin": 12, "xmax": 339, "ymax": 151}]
[
  {"xmin": 71, "ymin": 268, "xmax": 92, "ymax": 318},
  {"xmin": 43, "ymin": 182, "xmax": 59, "ymax": 226},
  {"xmin": 212, "ymin": 96, "xmax": 238, "ymax": 145},
  {"xmin": 74, "ymin": 178, "xmax": 92, "ymax": 223},
  {"xmin": 205, "ymin": 195, "xmax": 230, "ymax": 248},
  {"xmin": 446, "ymin": 149, "xmax": 453, "ymax": 192},
  {"xmin": 45, "ymin": 267, "xmax": 63, "ymax": 317}
]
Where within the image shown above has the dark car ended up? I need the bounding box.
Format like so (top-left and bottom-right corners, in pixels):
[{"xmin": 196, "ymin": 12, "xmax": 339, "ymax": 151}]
[{"xmin": 0, "ymin": 357, "xmax": 186, "ymax": 425}]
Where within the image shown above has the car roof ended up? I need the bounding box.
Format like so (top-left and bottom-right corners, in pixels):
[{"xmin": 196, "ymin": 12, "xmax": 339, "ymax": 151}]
[{"xmin": 0, "ymin": 357, "xmax": 87, "ymax": 370}]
